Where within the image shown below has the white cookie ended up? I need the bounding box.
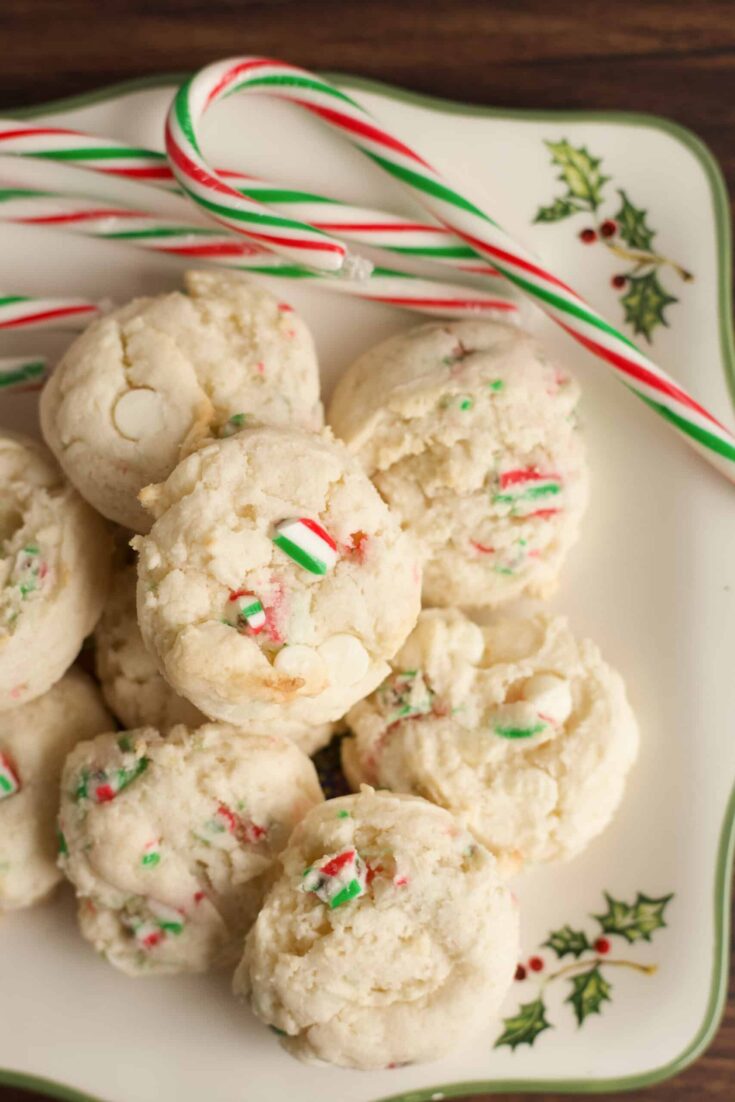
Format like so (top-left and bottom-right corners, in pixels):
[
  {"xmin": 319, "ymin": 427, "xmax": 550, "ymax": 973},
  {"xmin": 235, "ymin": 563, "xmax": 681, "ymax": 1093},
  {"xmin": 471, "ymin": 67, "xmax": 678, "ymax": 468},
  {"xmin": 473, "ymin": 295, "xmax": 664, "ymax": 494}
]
[
  {"xmin": 328, "ymin": 320, "xmax": 588, "ymax": 607},
  {"xmin": 235, "ymin": 787, "xmax": 518, "ymax": 1069},
  {"xmin": 0, "ymin": 668, "xmax": 113, "ymax": 911},
  {"xmin": 95, "ymin": 563, "xmax": 333, "ymax": 753},
  {"xmin": 343, "ymin": 609, "xmax": 639, "ymax": 871},
  {"xmin": 133, "ymin": 427, "xmax": 422, "ymax": 735},
  {"xmin": 0, "ymin": 433, "xmax": 112, "ymax": 710},
  {"xmin": 95, "ymin": 562, "xmax": 206, "ymax": 731},
  {"xmin": 59, "ymin": 723, "xmax": 323, "ymax": 976},
  {"xmin": 41, "ymin": 270, "xmax": 324, "ymax": 531}
]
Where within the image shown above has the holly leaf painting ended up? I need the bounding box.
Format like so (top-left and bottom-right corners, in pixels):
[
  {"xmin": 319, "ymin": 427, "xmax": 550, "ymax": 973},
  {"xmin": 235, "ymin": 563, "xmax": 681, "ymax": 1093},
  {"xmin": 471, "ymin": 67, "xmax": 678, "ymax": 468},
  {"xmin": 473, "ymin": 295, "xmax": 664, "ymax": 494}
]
[
  {"xmin": 594, "ymin": 891, "xmax": 674, "ymax": 943},
  {"xmin": 533, "ymin": 196, "xmax": 582, "ymax": 224},
  {"xmin": 544, "ymin": 139, "xmax": 609, "ymax": 211},
  {"xmin": 620, "ymin": 272, "xmax": 678, "ymax": 342},
  {"xmin": 543, "ymin": 925, "xmax": 591, "ymax": 959},
  {"xmin": 615, "ymin": 190, "xmax": 656, "ymax": 251},
  {"xmin": 494, "ymin": 997, "xmax": 552, "ymax": 1050},
  {"xmin": 566, "ymin": 965, "xmax": 613, "ymax": 1026}
]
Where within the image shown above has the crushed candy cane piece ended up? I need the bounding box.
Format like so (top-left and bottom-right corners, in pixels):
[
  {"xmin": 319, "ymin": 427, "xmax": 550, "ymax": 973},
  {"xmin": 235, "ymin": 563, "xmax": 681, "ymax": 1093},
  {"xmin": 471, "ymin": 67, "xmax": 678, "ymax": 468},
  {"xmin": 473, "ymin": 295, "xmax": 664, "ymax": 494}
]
[
  {"xmin": 302, "ymin": 848, "xmax": 367, "ymax": 909},
  {"xmin": 493, "ymin": 467, "xmax": 563, "ymax": 517},
  {"xmin": 0, "ymin": 751, "xmax": 20, "ymax": 799},
  {"xmin": 212, "ymin": 803, "xmax": 267, "ymax": 846},
  {"xmin": 491, "ymin": 700, "xmax": 549, "ymax": 740},
  {"xmin": 273, "ymin": 517, "xmax": 338, "ymax": 575},
  {"xmin": 128, "ymin": 899, "xmax": 186, "ymax": 949},
  {"xmin": 141, "ymin": 839, "xmax": 161, "ymax": 867},
  {"xmin": 75, "ymin": 752, "xmax": 149, "ymax": 803},
  {"xmin": 11, "ymin": 543, "xmax": 48, "ymax": 598},
  {"xmin": 380, "ymin": 669, "xmax": 434, "ymax": 725},
  {"xmin": 226, "ymin": 589, "xmax": 266, "ymax": 633},
  {"xmin": 219, "ymin": 412, "xmax": 247, "ymax": 437},
  {"xmin": 148, "ymin": 899, "xmax": 185, "ymax": 933}
]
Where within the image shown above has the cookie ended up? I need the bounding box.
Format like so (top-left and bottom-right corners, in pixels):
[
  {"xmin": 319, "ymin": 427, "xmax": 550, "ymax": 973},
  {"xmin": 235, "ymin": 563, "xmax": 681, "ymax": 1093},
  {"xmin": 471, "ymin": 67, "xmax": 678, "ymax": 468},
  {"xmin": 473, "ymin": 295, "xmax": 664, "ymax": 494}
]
[
  {"xmin": 0, "ymin": 668, "xmax": 113, "ymax": 911},
  {"xmin": 58, "ymin": 723, "xmax": 323, "ymax": 975},
  {"xmin": 328, "ymin": 320, "xmax": 588, "ymax": 607},
  {"xmin": 235, "ymin": 787, "xmax": 518, "ymax": 1069},
  {"xmin": 0, "ymin": 433, "xmax": 112, "ymax": 710},
  {"xmin": 133, "ymin": 427, "xmax": 421, "ymax": 736},
  {"xmin": 343, "ymin": 609, "xmax": 639, "ymax": 871},
  {"xmin": 40, "ymin": 270, "xmax": 324, "ymax": 531},
  {"xmin": 95, "ymin": 563, "xmax": 206, "ymax": 731},
  {"xmin": 95, "ymin": 562, "xmax": 334, "ymax": 754}
]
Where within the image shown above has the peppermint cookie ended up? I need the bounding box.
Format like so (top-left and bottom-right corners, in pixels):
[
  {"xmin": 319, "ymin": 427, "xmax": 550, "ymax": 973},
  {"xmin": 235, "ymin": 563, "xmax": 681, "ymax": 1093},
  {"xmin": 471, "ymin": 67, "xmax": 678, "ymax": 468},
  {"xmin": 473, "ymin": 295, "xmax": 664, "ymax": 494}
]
[
  {"xmin": 95, "ymin": 563, "xmax": 206, "ymax": 731},
  {"xmin": 328, "ymin": 320, "xmax": 588, "ymax": 607},
  {"xmin": 235, "ymin": 787, "xmax": 518, "ymax": 1069},
  {"xmin": 0, "ymin": 433, "xmax": 112, "ymax": 710},
  {"xmin": 0, "ymin": 668, "xmax": 112, "ymax": 911},
  {"xmin": 59, "ymin": 723, "xmax": 323, "ymax": 975},
  {"xmin": 134, "ymin": 427, "xmax": 421, "ymax": 736},
  {"xmin": 343, "ymin": 610, "xmax": 639, "ymax": 871},
  {"xmin": 41, "ymin": 270, "xmax": 323, "ymax": 531}
]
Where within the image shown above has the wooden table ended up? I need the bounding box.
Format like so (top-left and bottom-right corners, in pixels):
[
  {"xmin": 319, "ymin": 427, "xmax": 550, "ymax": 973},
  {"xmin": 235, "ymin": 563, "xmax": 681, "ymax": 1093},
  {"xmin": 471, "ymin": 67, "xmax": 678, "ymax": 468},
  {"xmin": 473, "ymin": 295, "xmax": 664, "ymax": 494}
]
[{"xmin": 0, "ymin": 1, "xmax": 733, "ymax": 1099}]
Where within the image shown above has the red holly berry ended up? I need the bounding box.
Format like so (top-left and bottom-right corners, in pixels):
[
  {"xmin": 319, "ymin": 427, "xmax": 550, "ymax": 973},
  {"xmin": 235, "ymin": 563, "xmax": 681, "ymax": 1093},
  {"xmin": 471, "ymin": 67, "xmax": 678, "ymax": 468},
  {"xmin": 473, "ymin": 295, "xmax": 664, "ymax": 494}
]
[
  {"xmin": 595, "ymin": 937, "xmax": 612, "ymax": 954},
  {"xmin": 611, "ymin": 274, "xmax": 627, "ymax": 289},
  {"xmin": 579, "ymin": 228, "xmax": 597, "ymax": 244},
  {"xmin": 528, "ymin": 955, "xmax": 544, "ymax": 972},
  {"xmin": 600, "ymin": 219, "xmax": 617, "ymax": 238},
  {"xmin": 514, "ymin": 963, "xmax": 527, "ymax": 981}
]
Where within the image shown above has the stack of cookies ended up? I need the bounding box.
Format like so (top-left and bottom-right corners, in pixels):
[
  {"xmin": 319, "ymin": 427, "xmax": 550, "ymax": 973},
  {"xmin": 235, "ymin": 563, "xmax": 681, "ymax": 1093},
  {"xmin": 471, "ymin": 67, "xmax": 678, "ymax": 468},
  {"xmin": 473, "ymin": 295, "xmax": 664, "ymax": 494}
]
[{"xmin": 0, "ymin": 271, "xmax": 638, "ymax": 1071}]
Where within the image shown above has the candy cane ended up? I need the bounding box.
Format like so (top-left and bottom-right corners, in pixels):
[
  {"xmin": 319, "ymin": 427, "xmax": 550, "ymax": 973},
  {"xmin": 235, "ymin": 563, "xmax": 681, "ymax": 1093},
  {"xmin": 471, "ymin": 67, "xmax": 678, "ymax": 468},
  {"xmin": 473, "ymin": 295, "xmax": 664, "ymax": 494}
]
[
  {"xmin": 272, "ymin": 518, "xmax": 339, "ymax": 575},
  {"xmin": 0, "ymin": 292, "xmax": 100, "ymax": 330},
  {"xmin": 0, "ymin": 120, "xmax": 175, "ymax": 185},
  {"xmin": 0, "ymin": 118, "xmax": 498, "ymax": 276},
  {"xmin": 166, "ymin": 57, "xmax": 735, "ymax": 482},
  {"xmin": 238, "ymin": 185, "xmax": 499, "ymax": 276},
  {"xmin": 0, "ymin": 751, "xmax": 20, "ymax": 800},
  {"xmin": 226, "ymin": 589, "xmax": 266, "ymax": 633},
  {"xmin": 0, "ymin": 355, "xmax": 47, "ymax": 391},
  {"xmin": 0, "ymin": 186, "xmax": 515, "ymax": 320},
  {"xmin": 301, "ymin": 848, "xmax": 367, "ymax": 909}
]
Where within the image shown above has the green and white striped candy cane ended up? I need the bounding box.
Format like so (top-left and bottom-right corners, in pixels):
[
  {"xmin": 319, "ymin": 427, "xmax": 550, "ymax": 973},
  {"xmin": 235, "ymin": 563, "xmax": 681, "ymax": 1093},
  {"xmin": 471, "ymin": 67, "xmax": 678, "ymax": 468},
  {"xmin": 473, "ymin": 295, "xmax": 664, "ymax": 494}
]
[{"xmin": 166, "ymin": 57, "xmax": 735, "ymax": 483}]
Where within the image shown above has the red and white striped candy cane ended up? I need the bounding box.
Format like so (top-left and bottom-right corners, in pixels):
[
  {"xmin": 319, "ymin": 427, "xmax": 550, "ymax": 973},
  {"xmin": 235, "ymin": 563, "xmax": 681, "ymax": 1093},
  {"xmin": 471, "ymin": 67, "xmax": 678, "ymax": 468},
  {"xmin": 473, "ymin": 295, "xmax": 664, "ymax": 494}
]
[
  {"xmin": 0, "ymin": 292, "xmax": 99, "ymax": 330},
  {"xmin": 0, "ymin": 186, "xmax": 516, "ymax": 320},
  {"xmin": 166, "ymin": 57, "xmax": 735, "ymax": 482}
]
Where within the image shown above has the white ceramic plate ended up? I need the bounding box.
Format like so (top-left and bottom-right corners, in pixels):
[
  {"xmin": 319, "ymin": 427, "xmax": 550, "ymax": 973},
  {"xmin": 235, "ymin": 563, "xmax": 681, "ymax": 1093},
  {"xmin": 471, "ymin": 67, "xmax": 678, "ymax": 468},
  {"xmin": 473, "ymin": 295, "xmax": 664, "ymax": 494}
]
[{"xmin": 1, "ymin": 75, "xmax": 734, "ymax": 1102}]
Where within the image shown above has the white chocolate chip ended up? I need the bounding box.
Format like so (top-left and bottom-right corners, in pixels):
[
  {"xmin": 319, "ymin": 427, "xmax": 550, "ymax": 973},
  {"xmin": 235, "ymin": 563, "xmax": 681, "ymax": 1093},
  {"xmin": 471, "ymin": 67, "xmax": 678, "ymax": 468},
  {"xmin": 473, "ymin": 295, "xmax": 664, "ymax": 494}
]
[
  {"xmin": 273, "ymin": 645, "xmax": 328, "ymax": 693},
  {"xmin": 318, "ymin": 634, "xmax": 370, "ymax": 687},
  {"xmin": 113, "ymin": 388, "xmax": 166, "ymax": 441},
  {"xmin": 522, "ymin": 673, "xmax": 572, "ymax": 726}
]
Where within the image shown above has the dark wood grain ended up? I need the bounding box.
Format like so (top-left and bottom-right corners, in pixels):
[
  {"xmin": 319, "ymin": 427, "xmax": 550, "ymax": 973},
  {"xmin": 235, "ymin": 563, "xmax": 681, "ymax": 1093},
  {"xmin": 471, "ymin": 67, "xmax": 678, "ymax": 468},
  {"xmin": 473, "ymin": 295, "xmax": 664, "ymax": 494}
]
[{"xmin": 1, "ymin": 1, "xmax": 734, "ymax": 1099}]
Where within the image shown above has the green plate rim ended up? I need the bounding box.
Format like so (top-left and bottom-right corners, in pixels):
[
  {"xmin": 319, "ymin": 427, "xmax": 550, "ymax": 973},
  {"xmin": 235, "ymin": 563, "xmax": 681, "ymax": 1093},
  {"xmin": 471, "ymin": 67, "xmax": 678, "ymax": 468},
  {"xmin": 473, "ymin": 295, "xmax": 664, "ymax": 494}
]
[{"xmin": 2, "ymin": 71, "xmax": 733, "ymax": 1102}]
